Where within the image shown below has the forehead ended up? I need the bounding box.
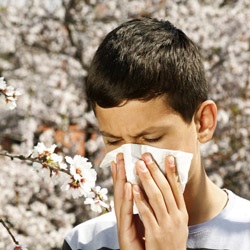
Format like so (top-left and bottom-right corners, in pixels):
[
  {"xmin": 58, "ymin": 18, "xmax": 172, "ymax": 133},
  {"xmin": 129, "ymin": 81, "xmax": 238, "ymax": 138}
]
[{"xmin": 95, "ymin": 97, "xmax": 182, "ymax": 137}]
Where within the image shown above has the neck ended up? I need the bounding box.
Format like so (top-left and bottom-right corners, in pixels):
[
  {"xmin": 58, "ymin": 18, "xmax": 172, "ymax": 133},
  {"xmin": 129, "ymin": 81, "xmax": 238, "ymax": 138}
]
[{"xmin": 184, "ymin": 167, "xmax": 228, "ymax": 226}]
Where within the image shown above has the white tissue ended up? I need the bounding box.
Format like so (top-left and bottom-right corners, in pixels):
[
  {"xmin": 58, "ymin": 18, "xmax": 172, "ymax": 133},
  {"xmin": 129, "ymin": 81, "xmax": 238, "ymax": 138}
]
[
  {"xmin": 100, "ymin": 143, "xmax": 193, "ymax": 190},
  {"xmin": 100, "ymin": 144, "xmax": 193, "ymax": 214}
]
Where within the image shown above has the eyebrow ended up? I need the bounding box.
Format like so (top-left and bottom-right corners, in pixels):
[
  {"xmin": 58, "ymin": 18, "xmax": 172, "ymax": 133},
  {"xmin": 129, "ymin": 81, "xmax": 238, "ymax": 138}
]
[
  {"xmin": 100, "ymin": 126, "xmax": 168, "ymax": 139},
  {"xmin": 100, "ymin": 131, "xmax": 121, "ymax": 139}
]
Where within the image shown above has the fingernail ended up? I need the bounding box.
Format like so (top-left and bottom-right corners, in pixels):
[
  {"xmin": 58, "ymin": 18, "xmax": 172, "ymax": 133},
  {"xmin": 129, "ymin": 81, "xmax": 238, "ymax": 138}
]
[
  {"xmin": 144, "ymin": 154, "xmax": 153, "ymax": 164},
  {"xmin": 117, "ymin": 159, "xmax": 123, "ymax": 170},
  {"xmin": 137, "ymin": 160, "xmax": 148, "ymax": 172},
  {"xmin": 110, "ymin": 161, "xmax": 115, "ymax": 171},
  {"xmin": 168, "ymin": 155, "xmax": 175, "ymax": 166},
  {"xmin": 133, "ymin": 185, "xmax": 140, "ymax": 193},
  {"xmin": 116, "ymin": 153, "xmax": 123, "ymax": 162},
  {"xmin": 125, "ymin": 183, "xmax": 132, "ymax": 199}
]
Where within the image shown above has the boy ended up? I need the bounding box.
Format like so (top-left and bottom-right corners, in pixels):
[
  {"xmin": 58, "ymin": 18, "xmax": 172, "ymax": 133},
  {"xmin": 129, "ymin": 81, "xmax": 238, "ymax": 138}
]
[{"xmin": 62, "ymin": 17, "xmax": 250, "ymax": 250}]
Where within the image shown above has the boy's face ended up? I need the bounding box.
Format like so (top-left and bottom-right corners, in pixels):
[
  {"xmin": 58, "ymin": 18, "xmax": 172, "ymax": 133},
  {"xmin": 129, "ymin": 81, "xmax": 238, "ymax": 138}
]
[{"xmin": 95, "ymin": 96, "xmax": 200, "ymax": 158}]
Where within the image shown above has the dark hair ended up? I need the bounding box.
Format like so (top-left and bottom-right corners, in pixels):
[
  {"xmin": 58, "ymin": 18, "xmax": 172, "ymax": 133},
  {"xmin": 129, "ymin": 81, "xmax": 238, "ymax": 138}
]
[{"xmin": 86, "ymin": 17, "xmax": 208, "ymax": 123}]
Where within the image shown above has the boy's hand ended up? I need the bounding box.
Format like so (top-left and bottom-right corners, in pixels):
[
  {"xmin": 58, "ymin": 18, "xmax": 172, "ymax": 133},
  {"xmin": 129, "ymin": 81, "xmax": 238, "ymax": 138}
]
[
  {"xmin": 111, "ymin": 153, "xmax": 144, "ymax": 249},
  {"xmin": 133, "ymin": 153, "xmax": 188, "ymax": 249},
  {"xmin": 111, "ymin": 153, "xmax": 188, "ymax": 250}
]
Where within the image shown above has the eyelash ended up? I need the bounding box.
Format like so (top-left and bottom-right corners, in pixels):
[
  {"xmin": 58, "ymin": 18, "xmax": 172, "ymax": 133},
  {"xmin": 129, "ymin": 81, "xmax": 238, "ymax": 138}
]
[
  {"xmin": 106, "ymin": 137, "xmax": 162, "ymax": 145},
  {"xmin": 143, "ymin": 137, "xmax": 162, "ymax": 143},
  {"xmin": 106, "ymin": 140, "xmax": 121, "ymax": 146}
]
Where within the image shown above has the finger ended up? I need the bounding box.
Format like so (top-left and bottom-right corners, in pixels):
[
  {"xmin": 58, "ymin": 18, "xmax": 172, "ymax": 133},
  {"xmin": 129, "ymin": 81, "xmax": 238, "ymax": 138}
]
[
  {"xmin": 111, "ymin": 153, "xmax": 126, "ymax": 185},
  {"xmin": 132, "ymin": 184, "xmax": 158, "ymax": 229},
  {"xmin": 165, "ymin": 155, "xmax": 186, "ymax": 212},
  {"xmin": 142, "ymin": 153, "xmax": 179, "ymax": 209},
  {"xmin": 135, "ymin": 158, "xmax": 170, "ymax": 222},
  {"xmin": 118, "ymin": 183, "xmax": 145, "ymax": 249},
  {"xmin": 111, "ymin": 161, "xmax": 117, "ymax": 183},
  {"xmin": 119, "ymin": 183, "xmax": 134, "ymax": 231},
  {"xmin": 111, "ymin": 153, "xmax": 127, "ymax": 222},
  {"xmin": 111, "ymin": 160, "xmax": 121, "ymax": 221}
]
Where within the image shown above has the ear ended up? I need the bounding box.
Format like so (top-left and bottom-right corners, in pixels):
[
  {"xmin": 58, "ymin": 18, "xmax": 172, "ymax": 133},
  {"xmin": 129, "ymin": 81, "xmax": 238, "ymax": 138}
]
[{"xmin": 195, "ymin": 100, "xmax": 217, "ymax": 143}]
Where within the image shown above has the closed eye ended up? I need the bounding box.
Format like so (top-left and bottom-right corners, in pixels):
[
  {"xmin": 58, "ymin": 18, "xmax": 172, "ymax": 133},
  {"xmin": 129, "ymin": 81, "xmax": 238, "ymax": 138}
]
[
  {"xmin": 143, "ymin": 137, "xmax": 162, "ymax": 143},
  {"xmin": 106, "ymin": 140, "xmax": 122, "ymax": 146}
]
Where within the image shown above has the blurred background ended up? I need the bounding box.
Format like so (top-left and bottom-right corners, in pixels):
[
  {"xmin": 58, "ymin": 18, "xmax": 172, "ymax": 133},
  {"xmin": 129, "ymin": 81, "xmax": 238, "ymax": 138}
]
[{"xmin": 0, "ymin": 0, "xmax": 249, "ymax": 249}]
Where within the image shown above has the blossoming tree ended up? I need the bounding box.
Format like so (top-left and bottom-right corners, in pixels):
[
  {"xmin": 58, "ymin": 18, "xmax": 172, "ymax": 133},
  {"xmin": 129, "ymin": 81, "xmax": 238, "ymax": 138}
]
[
  {"xmin": 1, "ymin": 77, "xmax": 112, "ymax": 249},
  {"xmin": 0, "ymin": 0, "xmax": 249, "ymax": 249}
]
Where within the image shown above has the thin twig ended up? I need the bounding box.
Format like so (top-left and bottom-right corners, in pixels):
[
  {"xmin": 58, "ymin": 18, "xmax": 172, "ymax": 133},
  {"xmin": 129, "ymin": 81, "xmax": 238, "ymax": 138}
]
[
  {"xmin": 0, "ymin": 151, "xmax": 112, "ymax": 212},
  {"xmin": 0, "ymin": 151, "xmax": 70, "ymax": 175},
  {"xmin": 0, "ymin": 217, "xmax": 19, "ymax": 245}
]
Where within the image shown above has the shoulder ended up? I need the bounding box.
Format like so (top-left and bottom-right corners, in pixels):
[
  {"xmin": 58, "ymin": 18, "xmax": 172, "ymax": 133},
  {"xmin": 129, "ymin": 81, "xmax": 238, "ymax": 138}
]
[
  {"xmin": 63, "ymin": 212, "xmax": 119, "ymax": 250},
  {"xmin": 216, "ymin": 189, "xmax": 250, "ymax": 233},
  {"xmin": 225, "ymin": 189, "xmax": 250, "ymax": 220},
  {"xmin": 188, "ymin": 190, "xmax": 250, "ymax": 249}
]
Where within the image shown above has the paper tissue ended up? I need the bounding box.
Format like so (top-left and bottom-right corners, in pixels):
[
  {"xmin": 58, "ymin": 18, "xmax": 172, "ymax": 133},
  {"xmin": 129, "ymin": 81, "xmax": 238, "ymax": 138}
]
[
  {"xmin": 100, "ymin": 143, "xmax": 193, "ymax": 190},
  {"xmin": 100, "ymin": 144, "xmax": 193, "ymax": 213}
]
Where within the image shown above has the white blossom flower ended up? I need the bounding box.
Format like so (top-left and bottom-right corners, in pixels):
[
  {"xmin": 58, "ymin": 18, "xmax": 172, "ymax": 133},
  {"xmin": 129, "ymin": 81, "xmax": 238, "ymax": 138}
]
[
  {"xmin": 84, "ymin": 197, "xmax": 109, "ymax": 213},
  {"xmin": 5, "ymin": 85, "xmax": 15, "ymax": 96},
  {"xmin": 32, "ymin": 142, "xmax": 57, "ymax": 158},
  {"xmin": 94, "ymin": 186, "xmax": 108, "ymax": 201},
  {"xmin": 61, "ymin": 155, "xmax": 97, "ymax": 198},
  {"xmin": 31, "ymin": 143, "xmax": 66, "ymax": 178},
  {"xmin": 61, "ymin": 176, "xmax": 87, "ymax": 199},
  {"xmin": 50, "ymin": 153, "xmax": 67, "ymax": 170},
  {"xmin": 66, "ymin": 155, "xmax": 96, "ymax": 184},
  {"xmin": 84, "ymin": 186, "xmax": 109, "ymax": 213},
  {"xmin": 0, "ymin": 77, "xmax": 22, "ymax": 110},
  {"xmin": 86, "ymin": 139, "xmax": 98, "ymax": 154},
  {"xmin": 1, "ymin": 96, "xmax": 17, "ymax": 110},
  {"xmin": 0, "ymin": 77, "xmax": 7, "ymax": 89}
]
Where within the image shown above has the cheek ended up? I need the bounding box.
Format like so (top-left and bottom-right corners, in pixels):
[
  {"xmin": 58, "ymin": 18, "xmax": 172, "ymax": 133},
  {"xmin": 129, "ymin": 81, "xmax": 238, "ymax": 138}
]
[
  {"xmin": 105, "ymin": 144, "xmax": 118, "ymax": 152},
  {"xmin": 158, "ymin": 127, "xmax": 197, "ymax": 152},
  {"xmin": 169, "ymin": 126, "xmax": 198, "ymax": 153}
]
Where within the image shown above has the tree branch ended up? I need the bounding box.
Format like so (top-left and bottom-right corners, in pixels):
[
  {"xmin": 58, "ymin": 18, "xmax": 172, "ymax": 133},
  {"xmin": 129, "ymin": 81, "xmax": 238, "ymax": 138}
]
[
  {"xmin": 0, "ymin": 151, "xmax": 70, "ymax": 175},
  {"xmin": 0, "ymin": 217, "xmax": 19, "ymax": 245}
]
